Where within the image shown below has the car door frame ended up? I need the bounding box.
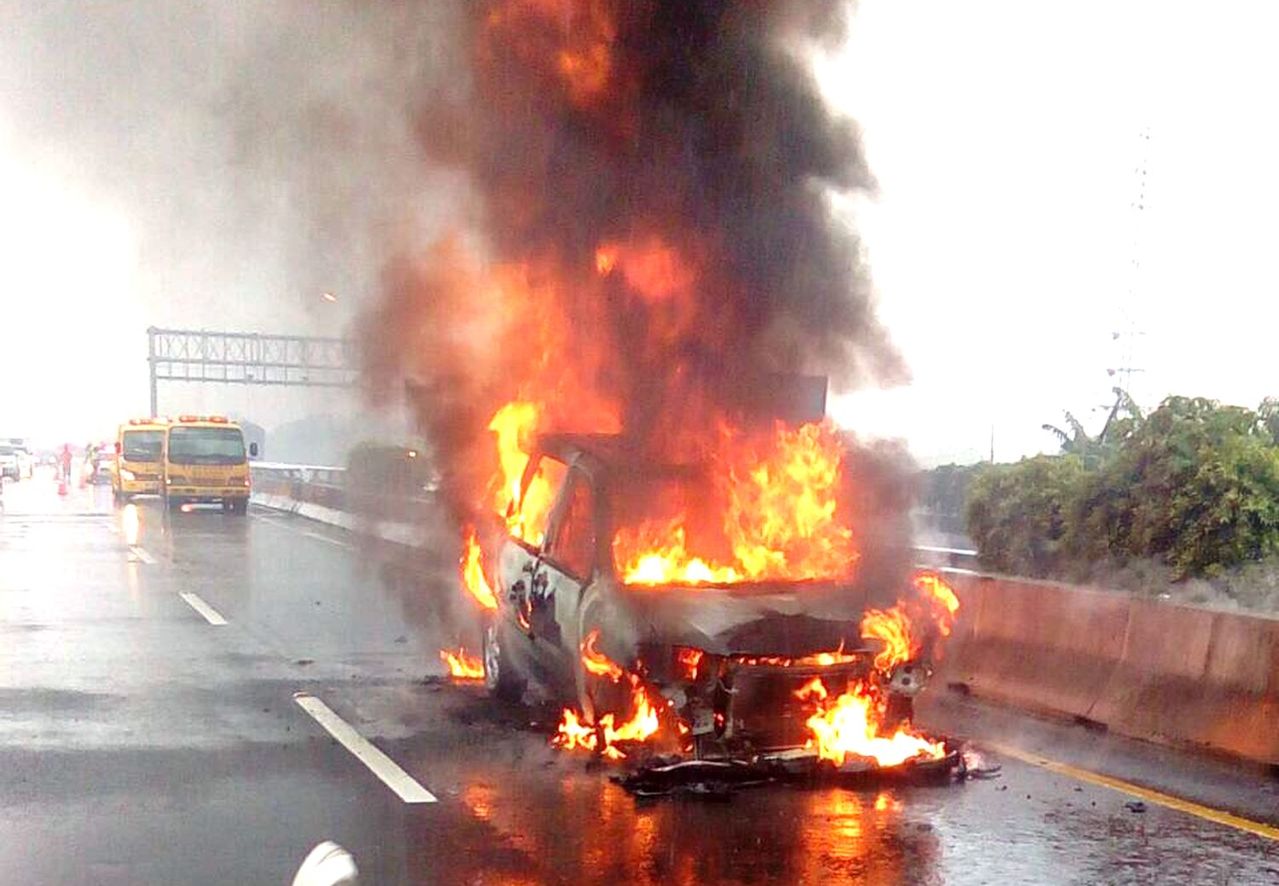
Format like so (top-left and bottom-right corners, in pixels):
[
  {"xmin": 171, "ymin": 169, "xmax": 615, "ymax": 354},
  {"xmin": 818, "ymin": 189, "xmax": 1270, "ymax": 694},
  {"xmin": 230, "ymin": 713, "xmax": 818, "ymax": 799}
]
[{"xmin": 529, "ymin": 461, "xmax": 601, "ymax": 676}]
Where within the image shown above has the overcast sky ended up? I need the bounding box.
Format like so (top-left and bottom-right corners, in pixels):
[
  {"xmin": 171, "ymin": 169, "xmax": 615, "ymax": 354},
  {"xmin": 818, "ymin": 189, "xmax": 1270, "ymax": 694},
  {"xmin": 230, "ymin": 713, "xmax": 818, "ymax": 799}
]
[
  {"xmin": 826, "ymin": 1, "xmax": 1279, "ymax": 464},
  {"xmin": 2, "ymin": 1, "xmax": 1277, "ymax": 462}
]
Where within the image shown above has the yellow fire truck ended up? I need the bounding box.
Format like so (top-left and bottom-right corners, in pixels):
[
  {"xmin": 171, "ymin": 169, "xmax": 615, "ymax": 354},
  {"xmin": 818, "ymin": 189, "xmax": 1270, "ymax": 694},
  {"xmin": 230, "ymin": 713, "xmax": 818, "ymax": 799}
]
[
  {"xmin": 112, "ymin": 418, "xmax": 169, "ymax": 501},
  {"xmin": 162, "ymin": 416, "xmax": 257, "ymax": 515}
]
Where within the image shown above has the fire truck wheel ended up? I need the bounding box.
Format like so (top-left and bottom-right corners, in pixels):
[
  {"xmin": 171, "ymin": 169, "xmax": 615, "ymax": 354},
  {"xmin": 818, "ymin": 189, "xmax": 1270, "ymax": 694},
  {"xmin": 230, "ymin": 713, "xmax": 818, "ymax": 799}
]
[{"xmin": 483, "ymin": 617, "xmax": 525, "ymax": 702}]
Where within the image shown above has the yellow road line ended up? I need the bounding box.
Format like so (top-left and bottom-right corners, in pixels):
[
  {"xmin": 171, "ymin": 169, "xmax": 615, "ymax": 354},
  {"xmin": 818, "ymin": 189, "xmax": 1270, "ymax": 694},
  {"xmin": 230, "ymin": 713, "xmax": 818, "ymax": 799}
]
[{"xmin": 986, "ymin": 741, "xmax": 1279, "ymax": 842}]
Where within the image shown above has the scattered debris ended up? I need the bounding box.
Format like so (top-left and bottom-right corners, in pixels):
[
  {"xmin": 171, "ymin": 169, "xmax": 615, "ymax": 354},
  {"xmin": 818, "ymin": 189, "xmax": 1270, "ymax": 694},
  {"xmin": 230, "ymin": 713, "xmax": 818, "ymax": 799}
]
[
  {"xmin": 612, "ymin": 758, "xmax": 772, "ymax": 799},
  {"xmin": 609, "ymin": 744, "xmax": 969, "ymax": 800},
  {"xmin": 958, "ymin": 748, "xmax": 1002, "ymax": 780},
  {"xmin": 1124, "ymin": 800, "xmax": 1147, "ymax": 814},
  {"xmin": 295, "ymin": 659, "xmax": 314, "ymax": 666}
]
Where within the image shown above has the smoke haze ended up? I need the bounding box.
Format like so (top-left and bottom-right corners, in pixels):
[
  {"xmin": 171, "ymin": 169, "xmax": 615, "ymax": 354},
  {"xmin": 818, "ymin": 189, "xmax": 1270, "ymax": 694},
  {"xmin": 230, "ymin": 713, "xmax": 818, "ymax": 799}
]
[{"xmin": 359, "ymin": 1, "xmax": 908, "ymax": 530}]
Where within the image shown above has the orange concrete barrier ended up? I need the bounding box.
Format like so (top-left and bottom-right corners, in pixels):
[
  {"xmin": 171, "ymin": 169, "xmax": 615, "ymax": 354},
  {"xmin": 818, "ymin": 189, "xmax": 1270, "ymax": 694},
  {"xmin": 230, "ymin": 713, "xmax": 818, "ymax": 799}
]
[
  {"xmin": 1090, "ymin": 602, "xmax": 1279, "ymax": 764},
  {"xmin": 939, "ymin": 574, "xmax": 1129, "ymax": 722},
  {"xmin": 934, "ymin": 574, "xmax": 1279, "ymax": 766}
]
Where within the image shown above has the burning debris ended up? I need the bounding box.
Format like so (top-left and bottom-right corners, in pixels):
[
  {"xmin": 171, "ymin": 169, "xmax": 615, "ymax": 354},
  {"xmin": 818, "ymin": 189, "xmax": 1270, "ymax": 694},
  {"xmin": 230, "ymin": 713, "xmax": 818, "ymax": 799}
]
[
  {"xmin": 611, "ymin": 747, "xmax": 967, "ymax": 800},
  {"xmin": 548, "ymin": 573, "xmax": 963, "ymax": 782},
  {"xmin": 440, "ymin": 647, "xmax": 485, "ymax": 681}
]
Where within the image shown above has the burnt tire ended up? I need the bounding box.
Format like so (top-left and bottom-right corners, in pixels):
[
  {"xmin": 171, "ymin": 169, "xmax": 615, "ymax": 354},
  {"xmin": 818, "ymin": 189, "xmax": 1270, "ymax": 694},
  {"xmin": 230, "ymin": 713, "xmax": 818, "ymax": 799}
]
[
  {"xmin": 483, "ymin": 617, "xmax": 525, "ymax": 702},
  {"xmin": 573, "ymin": 588, "xmax": 630, "ymax": 725}
]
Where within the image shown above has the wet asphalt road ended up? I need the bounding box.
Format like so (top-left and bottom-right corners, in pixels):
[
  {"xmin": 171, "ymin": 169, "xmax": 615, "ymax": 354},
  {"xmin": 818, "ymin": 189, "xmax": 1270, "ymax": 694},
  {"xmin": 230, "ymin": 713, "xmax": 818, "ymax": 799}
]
[{"xmin": 0, "ymin": 472, "xmax": 1276, "ymax": 884}]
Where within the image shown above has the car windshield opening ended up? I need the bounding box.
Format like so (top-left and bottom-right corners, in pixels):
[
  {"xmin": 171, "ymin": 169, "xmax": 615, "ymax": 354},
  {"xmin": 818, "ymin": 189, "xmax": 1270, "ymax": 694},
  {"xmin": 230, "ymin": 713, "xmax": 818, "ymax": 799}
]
[
  {"xmin": 122, "ymin": 430, "xmax": 163, "ymax": 461},
  {"xmin": 610, "ymin": 470, "xmax": 737, "ymax": 583},
  {"xmin": 167, "ymin": 427, "xmax": 245, "ymax": 465}
]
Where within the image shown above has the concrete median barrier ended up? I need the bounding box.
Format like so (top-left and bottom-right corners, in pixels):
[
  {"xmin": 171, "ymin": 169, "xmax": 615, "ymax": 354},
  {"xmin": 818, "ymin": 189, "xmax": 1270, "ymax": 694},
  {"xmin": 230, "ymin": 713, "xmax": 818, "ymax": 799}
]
[
  {"xmin": 1090, "ymin": 602, "xmax": 1279, "ymax": 764},
  {"xmin": 940, "ymin": 573, "xmax": 1279, "ymax": 766},
  {"xmin": 939, "ymin": 575, "xmax": 1129, "ymax": 723}
]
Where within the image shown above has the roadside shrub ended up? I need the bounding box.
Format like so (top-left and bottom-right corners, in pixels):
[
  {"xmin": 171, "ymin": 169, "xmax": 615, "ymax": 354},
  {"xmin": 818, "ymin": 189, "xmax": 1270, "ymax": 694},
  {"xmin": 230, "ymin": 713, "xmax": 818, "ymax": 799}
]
[
  {"xmin": 965, "ymin": 455, "xmax": 1086, "ymax": 577},
  {"xmin": 965, "ymin": 396, "xmax": 1279, "ymax": 591}
]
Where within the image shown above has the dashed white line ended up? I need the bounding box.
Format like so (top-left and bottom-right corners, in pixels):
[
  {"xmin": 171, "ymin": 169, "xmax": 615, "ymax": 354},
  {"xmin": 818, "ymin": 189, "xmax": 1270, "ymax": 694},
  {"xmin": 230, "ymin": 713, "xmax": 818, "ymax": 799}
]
[
  {"xmin": 179, "ymin": 592, "xmax": 228, "ymax": 625},
  {"xmin": 293, "ymin": 692, "xmax": 437, "ymax": 804},
  {"xmin": 129, "ymin": 546, "xmax": 157, "ymax": 564}
]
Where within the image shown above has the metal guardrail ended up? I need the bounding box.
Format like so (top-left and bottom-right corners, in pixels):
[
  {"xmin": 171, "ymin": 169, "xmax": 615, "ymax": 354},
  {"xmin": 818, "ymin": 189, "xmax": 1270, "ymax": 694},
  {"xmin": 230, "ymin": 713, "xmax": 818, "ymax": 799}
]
[
  {"xmin": 912, "ymin": 544, "xmax": 981, "ymax": 573},
  {"xmin": 250, "ymin": 462, "xmax": 347, "ymax": 509},
  {"xmin": 252, "ymin": 461, "xmax": 984, "ymax": 568}
]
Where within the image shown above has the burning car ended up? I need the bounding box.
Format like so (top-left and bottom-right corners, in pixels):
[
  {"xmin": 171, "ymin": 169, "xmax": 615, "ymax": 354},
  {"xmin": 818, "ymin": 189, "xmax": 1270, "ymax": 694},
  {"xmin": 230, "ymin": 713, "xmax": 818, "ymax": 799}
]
[{"xmin": 474, "ymin": 429, "xmax": 951, "ymax": 762}]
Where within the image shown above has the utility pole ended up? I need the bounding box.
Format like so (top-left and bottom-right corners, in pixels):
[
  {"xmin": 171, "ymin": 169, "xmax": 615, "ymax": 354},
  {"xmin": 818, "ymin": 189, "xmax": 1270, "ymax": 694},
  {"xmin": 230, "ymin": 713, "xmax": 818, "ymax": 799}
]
[
  {"xmin": 148, "ymin": 329, "xmax": 159, "ymax": 416},
  {"xmin": 1112, "ymin": 127, "xmax": 1152, "ymax": 406}
]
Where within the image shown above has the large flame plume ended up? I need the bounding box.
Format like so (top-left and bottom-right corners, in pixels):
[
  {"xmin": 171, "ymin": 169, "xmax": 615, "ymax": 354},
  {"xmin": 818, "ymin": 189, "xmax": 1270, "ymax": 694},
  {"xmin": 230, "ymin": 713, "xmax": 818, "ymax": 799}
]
[
  {"xmin": 359, "ymin": 0, "xmax": 904, "ymax": 541},
  {"xmin": 610, "ymin": 421, "xmax": 857, "ymax": 586},
  {"xmin": 354, "ymin": 0, "xmax": 938, "ymax": 766}
]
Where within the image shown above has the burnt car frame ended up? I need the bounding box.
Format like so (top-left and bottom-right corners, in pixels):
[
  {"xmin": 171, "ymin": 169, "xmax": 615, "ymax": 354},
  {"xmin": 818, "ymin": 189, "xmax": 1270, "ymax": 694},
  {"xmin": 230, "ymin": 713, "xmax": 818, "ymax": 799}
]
[{"xmin": 481, "ymin": 434, "xmax": 923, "ymax": 753}]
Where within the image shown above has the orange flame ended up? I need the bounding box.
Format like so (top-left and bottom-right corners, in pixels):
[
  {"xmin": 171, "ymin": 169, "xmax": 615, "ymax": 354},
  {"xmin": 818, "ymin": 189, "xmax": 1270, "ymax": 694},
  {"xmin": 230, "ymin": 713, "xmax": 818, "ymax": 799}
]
[
  {"xmin": 440, "ymin": 647, "xmax": 485, "ymax": 680},
  {"xmin": 675, "ymin": 647, "xmax": 704, "ymax": 681},
  {"xmin": 914, "ymin": 572, "xmax": 960, "ymax": 636},
  {"xmin": 860, "ymin": 572, "xmax": 960, "ymax": 671},
  {"xmin": 731, "ymin": 644, "xmax": 862, "ymax": 669},
  {"xmin": 612, "ymin": 421, "xmax": 857, "ymax": 586},
  {"xmin": 488, "ymin": 400, "xmax": 540, "ymax": 532},
  {"xmin": 860, "ymin": 607, "xmax": 913, "ymax": 672},
  {"xmin": 554, "ymin": 631, "xmax": 663, "ymax": 759},
  {"xmin": 553, "ymin": 676, "xmax": 661, "ymax": 760},
  {"xmin": 580, "ymin": 629, "xmax": 624, "ymax": 682},
  {"xmin": 460, "ymin": 526, "xmax": 498, "ymax": 611},
  {"xmin": 795, "ymin": 678, "xmax": 946, "ymax": 768}
]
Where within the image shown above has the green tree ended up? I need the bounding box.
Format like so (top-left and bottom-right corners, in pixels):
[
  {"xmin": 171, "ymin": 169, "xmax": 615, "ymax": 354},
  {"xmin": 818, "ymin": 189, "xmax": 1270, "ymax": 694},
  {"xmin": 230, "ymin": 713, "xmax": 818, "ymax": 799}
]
[
  {"xmin": 969, "ymin": 395, "xmax": 1279, "ymax": 585},
  {"xmin": 1259, "ymin": 397, "xmax": 1279, "ymax": 446},
  {"xmin": 1072, "ymin": 397, "xmax": 1279, "ymax": 577},
  {"xmin": 966, "ymin": 454, "xmax": 1087, "ymax": 577}
]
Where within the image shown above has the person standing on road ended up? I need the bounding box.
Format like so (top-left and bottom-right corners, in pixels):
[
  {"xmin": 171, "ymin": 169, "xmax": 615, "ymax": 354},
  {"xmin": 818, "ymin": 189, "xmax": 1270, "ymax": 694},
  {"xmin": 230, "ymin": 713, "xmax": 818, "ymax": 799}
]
[{"xmin": 59, "ymin": 444, "xmax": 73, "ymax": 482}]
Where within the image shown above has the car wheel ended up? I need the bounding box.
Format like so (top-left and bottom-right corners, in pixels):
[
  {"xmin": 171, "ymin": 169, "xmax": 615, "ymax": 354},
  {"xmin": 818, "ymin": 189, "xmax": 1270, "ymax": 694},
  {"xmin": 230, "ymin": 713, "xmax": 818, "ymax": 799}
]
[
  {"xmin": 483, "ymin": 616, "xmax": 526, "ymax": 702},
  {"xmin": 573, "ymin": 591, "xmax": 631, "ymax": 725}
]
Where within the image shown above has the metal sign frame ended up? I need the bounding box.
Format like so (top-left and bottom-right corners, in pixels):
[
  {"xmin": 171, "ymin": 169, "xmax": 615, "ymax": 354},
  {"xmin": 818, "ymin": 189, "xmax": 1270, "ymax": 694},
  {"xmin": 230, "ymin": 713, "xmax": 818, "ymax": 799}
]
[{"xmin": 146, "ymin": 326, "xmax": 357, "ymax": 414}]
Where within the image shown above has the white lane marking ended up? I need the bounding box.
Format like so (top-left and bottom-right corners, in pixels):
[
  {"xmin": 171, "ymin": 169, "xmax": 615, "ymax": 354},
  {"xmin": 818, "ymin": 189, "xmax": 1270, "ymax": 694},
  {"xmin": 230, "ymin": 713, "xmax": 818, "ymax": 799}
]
[
  {"xmin": 129, "ymin": 546, "xmax": 157, "ymax": 564},
  {"xmin": 179, "ymin": 592, "xmax": 228, "ymax": 626},
  {"xmin": 301, "ymin": 531, "xmax": 353, "ymax": 550},
  {"xmin": 293, "ymin": 692, "xmax": 437, "ymax": 804}
]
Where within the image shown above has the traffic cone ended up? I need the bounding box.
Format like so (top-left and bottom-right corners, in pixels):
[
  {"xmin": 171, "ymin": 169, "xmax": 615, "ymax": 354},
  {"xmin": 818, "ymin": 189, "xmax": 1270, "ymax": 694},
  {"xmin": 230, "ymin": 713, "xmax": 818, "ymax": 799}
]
[{"xmin": 58, "ymin": 477, "xmax": 68, "ymax": 496}]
